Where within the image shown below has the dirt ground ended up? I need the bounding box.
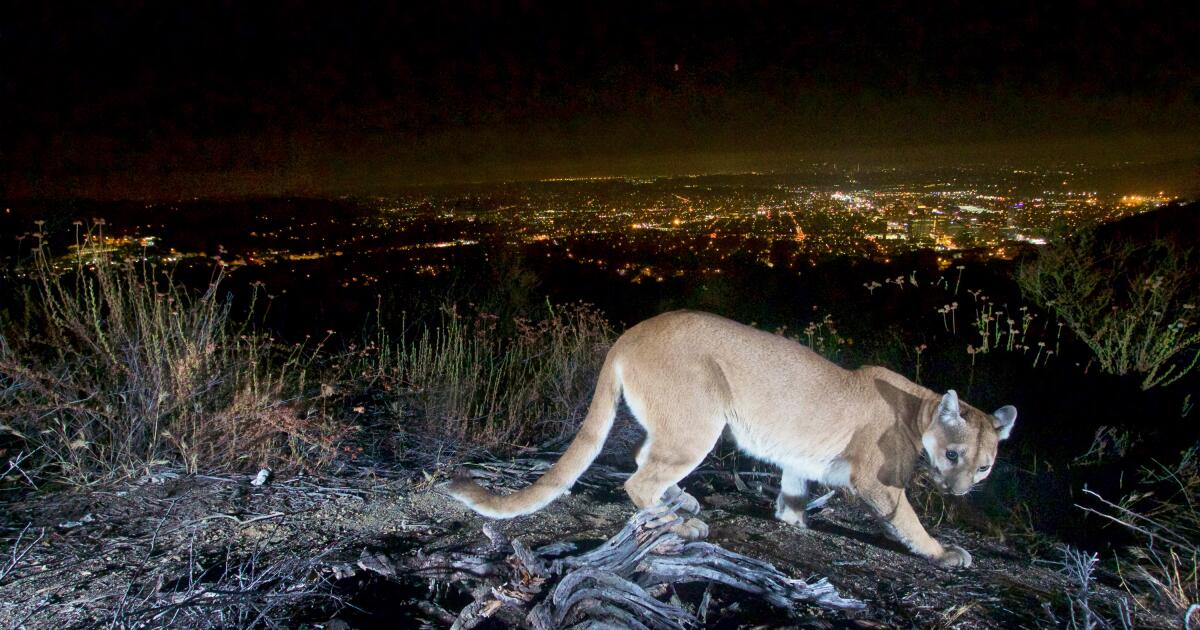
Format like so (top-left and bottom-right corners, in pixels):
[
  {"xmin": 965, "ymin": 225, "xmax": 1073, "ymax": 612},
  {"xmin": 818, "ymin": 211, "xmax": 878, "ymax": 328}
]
[{"xmin": 0, "ymin": 459, "xmax": 1175, "ymax": 629}]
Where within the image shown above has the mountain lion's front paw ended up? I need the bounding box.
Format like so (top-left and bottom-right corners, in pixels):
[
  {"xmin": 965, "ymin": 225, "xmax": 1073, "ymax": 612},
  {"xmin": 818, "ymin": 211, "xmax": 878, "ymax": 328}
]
[{"xmin": 935, "ymin": 544, "xmax": 972, "ymax": 568}]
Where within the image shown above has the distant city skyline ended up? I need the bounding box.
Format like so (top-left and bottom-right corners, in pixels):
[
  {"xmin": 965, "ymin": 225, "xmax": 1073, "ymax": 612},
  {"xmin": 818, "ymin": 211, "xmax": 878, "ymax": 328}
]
[{"xmin": 6, "ymin": 167, "xmax": 1176, "ymax": 291}]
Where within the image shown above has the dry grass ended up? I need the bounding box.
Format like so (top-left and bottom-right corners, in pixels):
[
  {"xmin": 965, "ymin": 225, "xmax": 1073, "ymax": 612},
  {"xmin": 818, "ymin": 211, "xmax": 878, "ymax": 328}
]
[
  {"xmin": 1079, "ymin": 445, "xmax": 1199, "ymax": 623},
  {"xmin": 361, "ymin": 302, "xmax": 615, "ymax": 457},
  {"xmin": 0, "ymin": 230, "xmax": 346, "ymax": 485},
  {"xmin": 0, "ymin": 228, "xmax": 619, "ymax": 483}
]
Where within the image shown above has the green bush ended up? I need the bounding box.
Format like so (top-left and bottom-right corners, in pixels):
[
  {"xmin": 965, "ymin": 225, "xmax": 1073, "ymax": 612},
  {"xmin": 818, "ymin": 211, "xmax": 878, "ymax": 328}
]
[{"xmin": 1017, "ymin": 233, "xmax": 1199, "ymax": 389}]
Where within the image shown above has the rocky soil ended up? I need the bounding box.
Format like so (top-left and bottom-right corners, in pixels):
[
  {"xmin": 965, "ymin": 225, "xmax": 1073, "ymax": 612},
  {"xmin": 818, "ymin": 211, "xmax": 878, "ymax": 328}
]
[{"xmin": 0, "ymin": 457, "xmax": 1174, "ymax": 629}]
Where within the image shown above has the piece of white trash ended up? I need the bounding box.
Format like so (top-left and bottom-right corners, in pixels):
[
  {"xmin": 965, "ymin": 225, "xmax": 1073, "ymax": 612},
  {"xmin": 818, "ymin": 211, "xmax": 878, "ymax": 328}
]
[{"xmin": 806, "ymin": 490, "xmax": 835, "ymax": 511}]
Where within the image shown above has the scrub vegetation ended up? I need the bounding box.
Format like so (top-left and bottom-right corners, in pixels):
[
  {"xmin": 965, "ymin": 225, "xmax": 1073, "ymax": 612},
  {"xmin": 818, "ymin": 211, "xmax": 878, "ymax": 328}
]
[{"xmin": 1, "ymin": 209, "xmax": 1197, "ymax": 627}]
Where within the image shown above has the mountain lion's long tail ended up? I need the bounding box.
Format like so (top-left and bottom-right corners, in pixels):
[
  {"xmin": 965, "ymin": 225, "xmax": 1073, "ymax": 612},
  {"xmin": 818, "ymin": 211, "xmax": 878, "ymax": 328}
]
[{"xmin": 444, "ymin": 353, "xmax": 622, "ymax": 518}]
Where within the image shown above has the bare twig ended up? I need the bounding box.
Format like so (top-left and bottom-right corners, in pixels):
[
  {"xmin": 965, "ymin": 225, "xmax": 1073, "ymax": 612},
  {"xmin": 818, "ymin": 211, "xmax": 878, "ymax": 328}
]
[
  {"xmin": 1077, "ymin": 488, "xmax": 1194, "ymax": 551},
  {"xmin": 0, "ymin": 523, "xmax": 45, "ymax": 584},
  {"xmin": 4, "ymin": 449, "xmax": 40, "ymax": 489},
  {"xmin": 1054, "ymin": 545, "xmax": 1100, "ymax": 630},
  {"xmin": 185, "ymin": 512, "xmax": 286, "ymax": 528}
]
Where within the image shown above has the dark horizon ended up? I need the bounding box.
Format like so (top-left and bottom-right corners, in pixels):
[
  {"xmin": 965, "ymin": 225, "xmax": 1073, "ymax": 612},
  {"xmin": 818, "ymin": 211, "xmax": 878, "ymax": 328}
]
[{"xmin": 3, "ymin": 2, "xmax": 1198, "ymax": 199}]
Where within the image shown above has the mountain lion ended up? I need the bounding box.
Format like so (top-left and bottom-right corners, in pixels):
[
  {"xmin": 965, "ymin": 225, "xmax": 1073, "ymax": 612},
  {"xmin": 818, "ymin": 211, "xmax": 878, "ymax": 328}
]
[{"xmin": 447, "ymin": 310, "xmax": 1017, "ymax": 568}]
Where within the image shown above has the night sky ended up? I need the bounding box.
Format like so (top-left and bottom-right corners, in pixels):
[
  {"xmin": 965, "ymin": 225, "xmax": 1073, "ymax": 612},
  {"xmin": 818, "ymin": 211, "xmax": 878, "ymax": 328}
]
[{"xmin": 3, "ymin": 1, "xmax": 1198, "ymax": 199}]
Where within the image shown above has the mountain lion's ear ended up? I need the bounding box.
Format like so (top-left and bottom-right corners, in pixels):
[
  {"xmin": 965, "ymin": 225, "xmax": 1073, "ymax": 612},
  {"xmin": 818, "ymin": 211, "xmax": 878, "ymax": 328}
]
[
  {"xmin": 992, "ymin": 405, "xmax": 1017, "ymax": 440},
  {"xmin": 937, "ymin": 390, "xmax": 962, "ymax": 425}
]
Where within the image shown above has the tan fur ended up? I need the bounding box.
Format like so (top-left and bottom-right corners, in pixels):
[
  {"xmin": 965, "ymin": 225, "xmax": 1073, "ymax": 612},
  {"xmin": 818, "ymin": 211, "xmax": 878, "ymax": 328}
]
[{"xmin": 446, "ymin": 310, "xmax": 1017, "ymax": 568}]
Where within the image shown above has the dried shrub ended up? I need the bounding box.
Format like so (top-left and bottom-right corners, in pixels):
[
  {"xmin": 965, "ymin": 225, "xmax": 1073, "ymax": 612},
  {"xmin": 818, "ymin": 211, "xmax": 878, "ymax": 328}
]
[
  {"xmin": 0, "ymin": 229, "xmax": 346, "ymax": 484},
  {"xmin": 365, "ymin": 302, "xmax": 615, "ymax": 456}
]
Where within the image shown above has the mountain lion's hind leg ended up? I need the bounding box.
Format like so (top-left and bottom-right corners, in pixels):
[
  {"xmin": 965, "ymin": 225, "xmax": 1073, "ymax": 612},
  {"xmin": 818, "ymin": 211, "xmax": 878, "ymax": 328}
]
[
  {"xmin": 775, "ymin": 469, "xmax": 810, "ymax": 527},
  {"xmin": 624, "ymin": 422, "xmax": 722, "ymax": 539},
  {"xmin": 631, "ymin": 439, "xmax": 699, "ymax": 515}
]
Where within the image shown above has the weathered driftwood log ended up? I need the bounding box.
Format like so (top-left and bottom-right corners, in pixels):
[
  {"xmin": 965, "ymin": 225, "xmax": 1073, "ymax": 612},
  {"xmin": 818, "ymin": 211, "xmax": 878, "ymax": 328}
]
[
  {"xmin": 398, "ymin": 488, "xmax": 862, "ymax": 628},
  {"xmin": 529, "ymin": 568, "xmax": 692, "ymax": 629}
]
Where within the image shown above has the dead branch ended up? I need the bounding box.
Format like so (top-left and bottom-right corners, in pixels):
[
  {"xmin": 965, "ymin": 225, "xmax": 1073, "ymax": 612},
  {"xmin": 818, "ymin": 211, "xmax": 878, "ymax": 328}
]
[
  {"xmin": 529, "ymin": 568, "xmax": 693, "ymax": 629},
  {"xmin": 393, "ymin": 488, "xmax": 863, "ymax": 627},
  {"xmin": 637, "ymin": 542, "xmax": 862, "ymax": 611},
  {"xmin": 0, "ymin": 523, "xmax": 46, "ymax": 585}
]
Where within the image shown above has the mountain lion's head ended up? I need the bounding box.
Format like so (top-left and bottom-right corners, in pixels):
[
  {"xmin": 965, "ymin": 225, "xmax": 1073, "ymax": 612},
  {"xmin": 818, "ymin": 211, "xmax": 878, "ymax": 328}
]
[{"xmin": 921, "ymin": 390, "xmax": 1017, "ymax": 495}]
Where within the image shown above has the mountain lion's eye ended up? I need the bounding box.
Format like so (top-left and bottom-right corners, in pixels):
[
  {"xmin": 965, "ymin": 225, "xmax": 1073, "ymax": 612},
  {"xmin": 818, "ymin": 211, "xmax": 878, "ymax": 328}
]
[
  {"xmin": 978, "ymin": 465, "xmax": 990, "ymax": 472},
  {"xmin": 945, "ymin": 450, "xmax": 959, "ymax": 463}
]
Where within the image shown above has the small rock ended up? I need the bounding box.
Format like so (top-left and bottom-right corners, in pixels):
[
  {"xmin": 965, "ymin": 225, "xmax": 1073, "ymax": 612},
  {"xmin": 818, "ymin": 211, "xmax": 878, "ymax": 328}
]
[
  {"xmin": 251, "ymin": 468, "xmax": 271, "ymax": 486},
  {"xmin": 148, "ymin": 471, "xmax": 178, "ymax": 484},
  {"xmin": 330, "ymin": 563, "xmax": 356, "ymax": 580},
  {"xmin": 806, "ymin": 490, "xmax": 836, "ymax": 511},
  {"xmin": 357, "ymin": 550, "xmax": 396, "ymax": 577},
  {"xmin": 705, "ymin": 494, "xmax": 743, "ymax": 509}
]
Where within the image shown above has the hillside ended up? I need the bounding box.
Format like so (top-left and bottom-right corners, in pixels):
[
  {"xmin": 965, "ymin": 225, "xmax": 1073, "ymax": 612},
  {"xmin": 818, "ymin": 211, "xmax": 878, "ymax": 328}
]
[
  {"xmin": 0, "ymin": 455, "xmax": 1177, "ymax": 628},
  {"xmin": 1, "ymin": 203, "xmax": 1198, "ymax": 628}
]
